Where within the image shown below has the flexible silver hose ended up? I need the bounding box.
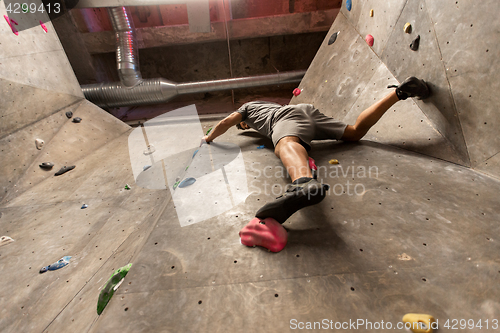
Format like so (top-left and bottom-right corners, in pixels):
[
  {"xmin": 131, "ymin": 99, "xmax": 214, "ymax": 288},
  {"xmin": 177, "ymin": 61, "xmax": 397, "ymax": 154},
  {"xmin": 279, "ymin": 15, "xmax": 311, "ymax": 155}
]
[
  {"xmin": 82, "ymin": 70, "xmax": 305, "ymax": 108},
  {"xmin": 108, "ymin": 7, "xmax": 142, "ymax": 88}
]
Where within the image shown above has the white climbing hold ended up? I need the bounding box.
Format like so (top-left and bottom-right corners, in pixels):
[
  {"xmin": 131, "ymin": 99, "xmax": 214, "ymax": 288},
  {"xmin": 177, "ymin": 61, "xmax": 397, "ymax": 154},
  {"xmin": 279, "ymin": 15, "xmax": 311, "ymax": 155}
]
[
  {"xmin": 0, "ymin": 236, "xmax": 14, "ymax": 247},
  {"xmin": 35, "ymin": 139, "xmax": 44, "ymax": 150}
]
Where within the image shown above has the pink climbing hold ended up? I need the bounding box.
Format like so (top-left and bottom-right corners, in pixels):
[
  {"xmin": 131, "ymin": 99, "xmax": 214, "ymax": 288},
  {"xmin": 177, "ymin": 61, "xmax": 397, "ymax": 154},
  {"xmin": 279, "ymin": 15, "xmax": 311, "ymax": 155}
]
[
  {"xmin": 4, "ymin": 15, "xmax": 18, "ymax": 36},
  {"xmin": 365, "ymin": 34, "xmax": 374, "ymax": 47},
  {"xmin": 239, "ymin": 217, "xmax": 288, "ymax": 253},
  {"xmin": 308, "ymin": 157, "xmax": 317, "ymax": 171},
  {"xmin": 40, "ymin": 21, "xmax": 48, "ymax": 33},
  {"xmin": 292, "ymin": 88, "xmax": 301, "ymax": 96}
]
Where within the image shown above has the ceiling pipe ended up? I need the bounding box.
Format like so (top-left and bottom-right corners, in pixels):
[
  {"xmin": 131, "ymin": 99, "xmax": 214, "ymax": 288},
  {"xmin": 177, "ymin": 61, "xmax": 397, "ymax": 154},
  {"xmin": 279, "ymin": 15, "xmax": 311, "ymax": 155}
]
[
  {"xmin": 108, "ymin": 7, "xmax": 142, "ymax": 88},
  {"xmin": 81, "ymin": 70, "xmax": 306, "ymax": 108}
]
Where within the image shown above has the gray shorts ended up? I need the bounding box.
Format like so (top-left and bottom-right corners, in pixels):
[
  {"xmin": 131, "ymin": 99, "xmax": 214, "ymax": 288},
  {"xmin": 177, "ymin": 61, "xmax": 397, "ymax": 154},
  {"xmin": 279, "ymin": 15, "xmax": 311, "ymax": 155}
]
[{"xmin": 271, "ymin": 104, "xmax": 347, "ymax": 150}]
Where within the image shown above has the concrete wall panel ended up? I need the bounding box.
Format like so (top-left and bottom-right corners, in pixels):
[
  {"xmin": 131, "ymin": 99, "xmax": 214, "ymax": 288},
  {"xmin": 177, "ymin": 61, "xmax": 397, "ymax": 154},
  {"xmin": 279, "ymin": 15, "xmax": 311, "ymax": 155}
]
[
  {"xmin": 0, "ymin": 79, "xmax": 81, "ymax": 138},
  {"xmin": 381, "ymin": 0, "xmax": 469, "ymax": 165},
  {"xmin": 342, "ymin": 0, "xmax": 407, "ymax": 57},
  {"xmin": 425, "ymin": 0, "xmax": 500, "ymax": 170},
  {"xmin": 0, "ymin": 102, "xmax": 80, "ymax": 202},
  {"xmin": 291, "ymin": 13, "xmax": 381, "ymax": 120},
  {"xmin": 340, "ymin": 0, "xmax": 362, "ymax": 29},
  {"xmin": 0, "ymin": 2, "xmax": 83, "ymax": 97},
  {"xmin": 2, "ymin": 100, "xmax": 130, "ymax": 205},
  {"xmin": 0, "ymin": 135, "xmax": 168, "ymax": 332},
  {"xmin": 0, "ymin": 50, "xmax": 83, "ymax": 98},
  {"xmin": 0, "ymin": 9, "xmax": 61, "ymax": 57},
  {"xmin": 343, "ymin": 63, "xmax": 467, "ymax": 165},
  {"xmin": 475, "ymin": 153, "xmax": 500, "ymax": 180}
]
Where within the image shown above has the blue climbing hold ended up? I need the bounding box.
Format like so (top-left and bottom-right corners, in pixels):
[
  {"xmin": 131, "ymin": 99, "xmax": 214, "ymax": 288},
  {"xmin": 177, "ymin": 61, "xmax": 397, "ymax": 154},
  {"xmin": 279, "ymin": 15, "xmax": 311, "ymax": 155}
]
[
  {"xmin": 40, "ymin": 256, "xmax": 72, "ymax": 273},
  {"xmin": 81, "ymin": 204, "xmax": 88, "ymax": 209},
  {"xmin": 257, "ymin": 145, "xmax": 265, "ymax": 149},
  {"xmin": 346, "ymin": 0, "xmax": 352, "ymax": 11},
  {"xmin": 143, "ymin": 165, "xmax": 151, "ymax": 171},
  {"xmin": 178, "ymin": 177, "xmax": 196, "ymax": 188},
  {"xmin": 192, "ymin": 149, "xmax": 199, "ymax": 159}
]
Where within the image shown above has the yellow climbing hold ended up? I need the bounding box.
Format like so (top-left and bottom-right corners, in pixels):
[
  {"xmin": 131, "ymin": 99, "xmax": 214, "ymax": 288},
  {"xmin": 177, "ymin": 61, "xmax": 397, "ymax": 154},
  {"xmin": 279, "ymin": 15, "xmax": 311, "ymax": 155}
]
[
  {"xmin": 329, "ymin": 159, "xmax": 339, "ymax": 165},
  {"xmin": 325, "ymin": 80, "xmax": 328, "ymax": 83},
  {"xmin": 404, "ymin": 22, "xmax": 412, "ymax": 34},
  {"xmin": 402, "ymin": 313, "xmax": 435, "ymax": 333},
  {"xmin": 370, "ymin": 9, "xmax": 374, "ymax": 17}
]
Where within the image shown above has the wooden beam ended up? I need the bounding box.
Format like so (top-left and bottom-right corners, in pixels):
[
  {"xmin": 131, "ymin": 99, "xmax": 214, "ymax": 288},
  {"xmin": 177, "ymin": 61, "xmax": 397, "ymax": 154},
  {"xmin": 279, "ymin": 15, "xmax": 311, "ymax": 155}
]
[{"xmin": 82, "ymin": 8, "xmax": 339, "ymax": 54}]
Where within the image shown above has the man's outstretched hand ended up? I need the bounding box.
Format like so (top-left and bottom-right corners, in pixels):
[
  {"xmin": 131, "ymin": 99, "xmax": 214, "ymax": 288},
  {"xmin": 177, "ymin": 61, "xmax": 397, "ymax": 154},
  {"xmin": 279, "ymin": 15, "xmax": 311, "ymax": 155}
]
[{"xmin": 200, "ymin": 135, "xmax": 211, "ymax": 146}]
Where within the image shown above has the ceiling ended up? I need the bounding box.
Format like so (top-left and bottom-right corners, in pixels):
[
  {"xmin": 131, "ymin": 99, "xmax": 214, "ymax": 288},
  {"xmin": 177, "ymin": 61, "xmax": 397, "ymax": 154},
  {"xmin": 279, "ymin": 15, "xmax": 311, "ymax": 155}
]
[{"xmin": 52, "ymin": 0, "xmax": 341, "ymax": 121}]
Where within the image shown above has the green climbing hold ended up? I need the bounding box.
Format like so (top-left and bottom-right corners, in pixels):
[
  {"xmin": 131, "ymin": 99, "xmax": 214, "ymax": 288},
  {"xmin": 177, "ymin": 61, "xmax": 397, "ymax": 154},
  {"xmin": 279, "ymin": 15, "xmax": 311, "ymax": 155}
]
[
  {"xmin": 206, "ymin": 128, "xmax": 212, "ymax": 135},
  {"xmin": 97, "ymin": 263, "xmax": 132, "ymax": 315},
  {"xmin": 125, "ymin": 184, "xmax": 131, "ymax": 190}
]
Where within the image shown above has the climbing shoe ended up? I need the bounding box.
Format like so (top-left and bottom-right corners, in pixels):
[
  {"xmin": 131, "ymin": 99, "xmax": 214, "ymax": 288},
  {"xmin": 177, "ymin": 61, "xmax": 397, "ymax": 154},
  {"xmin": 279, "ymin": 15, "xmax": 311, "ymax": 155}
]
[
  {"xmin": 255, "ymin": 178, "xmax": 329, "ymax": 224},
  {"xmin": 388, "ymin": 76, "xmax": 430, "ymax": 100}
]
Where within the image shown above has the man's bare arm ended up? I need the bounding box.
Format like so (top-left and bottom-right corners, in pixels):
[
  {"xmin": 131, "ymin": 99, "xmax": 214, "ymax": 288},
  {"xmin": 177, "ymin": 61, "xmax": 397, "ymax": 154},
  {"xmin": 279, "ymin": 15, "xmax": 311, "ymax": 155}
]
[{"xmin": 203, "ymin": 112, "xmax": 243, "ymax": 143}]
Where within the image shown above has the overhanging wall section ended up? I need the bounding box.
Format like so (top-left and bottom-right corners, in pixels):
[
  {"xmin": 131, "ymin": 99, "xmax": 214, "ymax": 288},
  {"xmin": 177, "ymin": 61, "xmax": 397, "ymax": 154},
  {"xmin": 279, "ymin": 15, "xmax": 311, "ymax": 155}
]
[{"xmin": 292, "ymin": 0, "xmax": 500, "ymax": 178}]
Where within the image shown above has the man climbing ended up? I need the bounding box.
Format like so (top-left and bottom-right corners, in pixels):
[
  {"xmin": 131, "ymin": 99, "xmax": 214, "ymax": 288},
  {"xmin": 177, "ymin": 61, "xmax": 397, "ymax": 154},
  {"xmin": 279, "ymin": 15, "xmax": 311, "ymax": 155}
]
[{"xmin": 202, "ymin": 77, "xmax": 430, "ymax": 224}]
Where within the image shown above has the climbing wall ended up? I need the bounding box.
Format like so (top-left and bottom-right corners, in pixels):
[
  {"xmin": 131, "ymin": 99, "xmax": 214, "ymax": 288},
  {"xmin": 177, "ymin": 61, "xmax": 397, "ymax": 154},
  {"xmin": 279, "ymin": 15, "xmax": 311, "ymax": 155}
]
[
  {"xmin": 0, "ymin": 1, "xmax": 164, "ymax": 332},
  {"xmin": 2, "ymin": 1, "xmax": 500, "ymax": 332},
  {"xmin": 293, "ymin": 0, "xmax": 500, "ymax": 178}
]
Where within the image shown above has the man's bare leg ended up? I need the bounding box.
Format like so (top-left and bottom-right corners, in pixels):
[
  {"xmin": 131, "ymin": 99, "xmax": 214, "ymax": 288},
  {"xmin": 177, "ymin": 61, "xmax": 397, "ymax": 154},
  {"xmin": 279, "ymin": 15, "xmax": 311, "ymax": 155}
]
[
  {"xmin": 256, "ymin": 136, "xmax": 327, "ymax": 223},
  {"xmin": 342, "ymin": 90, "xmax": 399, "ymax": 141},
  {"xmin": 274, "ymin": 136, "xmax": 312, "ymax": 182}
]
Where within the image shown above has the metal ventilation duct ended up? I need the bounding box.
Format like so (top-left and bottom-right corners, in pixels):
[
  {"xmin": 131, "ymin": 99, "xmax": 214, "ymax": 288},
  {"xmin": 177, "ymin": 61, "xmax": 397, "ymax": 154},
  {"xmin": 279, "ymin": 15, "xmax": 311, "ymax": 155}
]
[
  {"xmin": 108, "ymin": 7, "xmax": 142, "ymax": 88},
  {"xmin": 81, "ymin": 70, "xmax": 306, "ymax": 108}
]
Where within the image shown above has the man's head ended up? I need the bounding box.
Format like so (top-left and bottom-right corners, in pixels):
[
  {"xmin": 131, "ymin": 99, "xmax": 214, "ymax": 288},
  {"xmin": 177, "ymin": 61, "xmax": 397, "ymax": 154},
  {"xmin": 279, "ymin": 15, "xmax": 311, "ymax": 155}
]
[{"xmin": 236, "ymin": 122, "xmax": 250, "ymax": 130}]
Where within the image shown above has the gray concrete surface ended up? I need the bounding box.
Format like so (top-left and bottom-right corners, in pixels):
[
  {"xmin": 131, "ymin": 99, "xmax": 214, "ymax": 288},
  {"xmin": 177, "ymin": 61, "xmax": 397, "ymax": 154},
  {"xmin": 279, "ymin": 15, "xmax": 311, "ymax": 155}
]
[{"xmin": 1, "ymin": 0, "xmax": 500, "ymax": 332}]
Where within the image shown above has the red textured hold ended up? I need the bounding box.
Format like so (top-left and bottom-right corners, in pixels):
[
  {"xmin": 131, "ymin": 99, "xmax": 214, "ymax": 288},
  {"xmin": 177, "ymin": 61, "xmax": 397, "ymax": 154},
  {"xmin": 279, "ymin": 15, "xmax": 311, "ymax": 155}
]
[
  {"xmin": 365, "ymin": 34, "xmax": 374, "ymax": 46},
  {"xmin": 239, "ymin": 217, "xmax": 288, "ymax": 253},
  {"xmin": 308, "ymin": 157, "xmax": 317, "ymax": 171},
  {"xmin": 292, "ymin": 88, "xmax": 301, "ymax": 96}
]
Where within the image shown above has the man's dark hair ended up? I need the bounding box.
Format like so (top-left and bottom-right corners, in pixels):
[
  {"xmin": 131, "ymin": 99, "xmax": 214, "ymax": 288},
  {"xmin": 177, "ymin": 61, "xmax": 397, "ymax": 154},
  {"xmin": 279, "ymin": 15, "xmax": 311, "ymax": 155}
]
[{"xmin": 236, "ymin": 123, "xmax": 243, "ymax": 130}]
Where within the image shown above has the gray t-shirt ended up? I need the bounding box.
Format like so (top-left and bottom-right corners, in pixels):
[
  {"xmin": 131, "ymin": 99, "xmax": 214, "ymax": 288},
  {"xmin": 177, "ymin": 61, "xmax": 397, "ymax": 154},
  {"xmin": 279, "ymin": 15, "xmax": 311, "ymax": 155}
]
[
  {"xmin": 236, "ymin": 101, "xmax": 285, "ymax": 138},
  {"xmin": 236, "ymin": 101, "xmax": 347, "ymax": 148}
]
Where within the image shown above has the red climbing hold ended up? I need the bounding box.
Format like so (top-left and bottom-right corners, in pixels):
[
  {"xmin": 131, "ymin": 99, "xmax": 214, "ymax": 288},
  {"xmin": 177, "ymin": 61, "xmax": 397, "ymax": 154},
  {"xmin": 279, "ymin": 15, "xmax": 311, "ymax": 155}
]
[
  {"xmin": 365, "ymin": 34, "xmax": 374, "ymax": 47},
  {"xmin": 292, "ymin": 88, "xmax": 301, "ymax": 96},
  {"xmin": 308, "ymin": 157, "xmax": 317, "ymax": 171},
  {"xmin": 239, "ymin": 217, "xmax": 288, "ymax": 253}
]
